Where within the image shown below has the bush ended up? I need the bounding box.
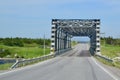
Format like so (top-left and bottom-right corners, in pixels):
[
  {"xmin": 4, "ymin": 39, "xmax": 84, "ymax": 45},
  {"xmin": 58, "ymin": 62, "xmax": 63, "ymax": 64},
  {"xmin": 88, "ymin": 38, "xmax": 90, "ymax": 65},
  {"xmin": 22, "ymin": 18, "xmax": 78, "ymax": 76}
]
[
  {"xmin": 3, "ymin": 37, "xmax": 24, "ymax": 47},
  {"xmin": 101, "ymin": 37, "xmax": 120, "ymax": 46},
  {"xmin": 0, "ymin": 49, "xmax": 11, "ymax": 58},
  {"xmin": 0, "ymin": 37, "xmax": 50, "ymax": 47}
]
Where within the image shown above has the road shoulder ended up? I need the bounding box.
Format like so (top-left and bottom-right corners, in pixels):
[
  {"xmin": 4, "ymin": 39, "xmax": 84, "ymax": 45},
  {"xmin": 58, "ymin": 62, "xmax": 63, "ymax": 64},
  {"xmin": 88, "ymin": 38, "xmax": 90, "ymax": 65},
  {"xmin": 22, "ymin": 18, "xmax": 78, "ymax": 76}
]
[{"xmin": 93, "ymin": 57, "xmax": 120, "ymax": 80}]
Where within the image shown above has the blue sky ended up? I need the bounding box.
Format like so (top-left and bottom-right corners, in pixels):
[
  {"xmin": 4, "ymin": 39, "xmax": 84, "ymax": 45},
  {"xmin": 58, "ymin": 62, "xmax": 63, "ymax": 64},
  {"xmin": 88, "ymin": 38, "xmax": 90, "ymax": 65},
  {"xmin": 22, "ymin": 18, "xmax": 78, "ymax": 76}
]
[{"xmin": 0, "ymin": 0, "xmax": 120, "ymax": 39}]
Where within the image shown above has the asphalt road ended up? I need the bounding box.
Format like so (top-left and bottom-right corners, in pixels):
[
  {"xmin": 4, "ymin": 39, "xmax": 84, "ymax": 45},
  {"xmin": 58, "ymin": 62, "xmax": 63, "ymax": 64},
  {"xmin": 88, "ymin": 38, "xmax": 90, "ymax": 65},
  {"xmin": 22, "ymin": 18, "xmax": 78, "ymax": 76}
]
[{"xmin": 0, "ymin": 43, "xmax": 119, "ymax": 80}]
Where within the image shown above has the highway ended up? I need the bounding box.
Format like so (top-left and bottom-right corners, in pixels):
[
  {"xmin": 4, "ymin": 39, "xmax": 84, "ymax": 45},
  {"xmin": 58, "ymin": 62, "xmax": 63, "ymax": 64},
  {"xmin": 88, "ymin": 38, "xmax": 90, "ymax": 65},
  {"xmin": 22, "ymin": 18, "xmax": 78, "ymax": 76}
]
[{"xmin": 0, "ymin": 43, "xmax": 119, "ymax": 80}]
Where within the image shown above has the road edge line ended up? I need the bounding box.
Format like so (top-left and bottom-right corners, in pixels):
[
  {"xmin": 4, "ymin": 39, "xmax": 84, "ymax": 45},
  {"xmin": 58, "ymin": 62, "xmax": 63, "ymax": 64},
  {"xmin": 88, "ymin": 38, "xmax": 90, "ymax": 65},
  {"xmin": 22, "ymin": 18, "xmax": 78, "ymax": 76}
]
[{"xmin": 91, "ymin": 57, "xmax": 118, "ymax": 80}]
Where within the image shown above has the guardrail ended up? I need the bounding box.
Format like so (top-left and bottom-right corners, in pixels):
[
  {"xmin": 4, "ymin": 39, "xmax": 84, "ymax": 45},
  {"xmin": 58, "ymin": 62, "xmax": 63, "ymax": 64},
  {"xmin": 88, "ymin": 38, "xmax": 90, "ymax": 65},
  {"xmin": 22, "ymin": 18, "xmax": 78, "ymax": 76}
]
[
  {"xmin": 11, "ymin": 53, "xmax": 55, "ymax": 69},
  {"xmin": 95, "ymin": 54, "xmax": 113, "ymax": 62},
  {"xmin": 96, "ymin": 54, "xmax": 120, "ymax": 63}
]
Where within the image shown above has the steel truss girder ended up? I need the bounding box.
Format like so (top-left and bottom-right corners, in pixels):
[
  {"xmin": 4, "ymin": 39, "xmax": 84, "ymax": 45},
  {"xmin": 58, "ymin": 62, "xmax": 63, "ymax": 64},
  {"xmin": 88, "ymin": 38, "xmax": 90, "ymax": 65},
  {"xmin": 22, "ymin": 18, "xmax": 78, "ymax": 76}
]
[{"xmin": 51, "ymin": 19, "xmax": 100, "ymax": 55}]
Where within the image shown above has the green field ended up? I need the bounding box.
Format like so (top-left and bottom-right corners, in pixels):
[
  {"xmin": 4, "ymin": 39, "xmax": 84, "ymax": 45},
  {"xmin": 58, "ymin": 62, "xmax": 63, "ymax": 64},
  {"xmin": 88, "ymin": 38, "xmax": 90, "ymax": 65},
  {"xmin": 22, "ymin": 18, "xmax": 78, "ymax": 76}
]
[
  {"xmin": 0, "ymin": 44, "xmax": 50, "ymax": 59},
  {"xmin": 101, "ymin": 44, "xmax": 120, "ymax": 58},
  {"xmin": 0, "ymin": 43, "xmax": 50, "ymax": 70}
]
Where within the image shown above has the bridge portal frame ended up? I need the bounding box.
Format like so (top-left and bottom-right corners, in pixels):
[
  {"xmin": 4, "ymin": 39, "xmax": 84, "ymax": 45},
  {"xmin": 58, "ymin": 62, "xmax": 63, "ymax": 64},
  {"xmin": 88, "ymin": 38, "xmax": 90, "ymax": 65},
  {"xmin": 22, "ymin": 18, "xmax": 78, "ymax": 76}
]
[{"xmin": 51, "ymin": 19, "xmax": 100, "ymax": 56}]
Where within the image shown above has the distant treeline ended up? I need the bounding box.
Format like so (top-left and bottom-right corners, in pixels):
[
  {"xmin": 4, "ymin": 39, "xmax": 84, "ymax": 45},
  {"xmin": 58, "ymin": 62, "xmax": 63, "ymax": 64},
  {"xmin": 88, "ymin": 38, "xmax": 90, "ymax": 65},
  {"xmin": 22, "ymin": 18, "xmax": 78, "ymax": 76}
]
[
  {"xmin": 101, "ymin": 36, "xmax": 120, "ymax": 46},
  {"xmin": 0, "ymin": 37, "xmax": 51, "ymax": 47}
]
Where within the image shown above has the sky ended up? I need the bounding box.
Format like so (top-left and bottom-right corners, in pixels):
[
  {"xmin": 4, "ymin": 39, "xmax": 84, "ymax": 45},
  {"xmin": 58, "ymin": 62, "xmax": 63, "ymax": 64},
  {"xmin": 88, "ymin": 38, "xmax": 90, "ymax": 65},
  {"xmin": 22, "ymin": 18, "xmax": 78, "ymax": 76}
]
[{"xmin": 0, "ymin": 0, "xmax": 120, "ymax": 40}]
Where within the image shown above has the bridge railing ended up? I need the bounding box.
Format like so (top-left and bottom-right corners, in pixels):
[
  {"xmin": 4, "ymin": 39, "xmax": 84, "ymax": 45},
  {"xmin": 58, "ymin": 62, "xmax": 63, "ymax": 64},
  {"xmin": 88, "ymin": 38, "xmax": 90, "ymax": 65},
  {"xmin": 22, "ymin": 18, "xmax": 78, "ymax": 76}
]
[{"xmin": 11, "ymin": 53, "xmax": 55, "ymax": 69}]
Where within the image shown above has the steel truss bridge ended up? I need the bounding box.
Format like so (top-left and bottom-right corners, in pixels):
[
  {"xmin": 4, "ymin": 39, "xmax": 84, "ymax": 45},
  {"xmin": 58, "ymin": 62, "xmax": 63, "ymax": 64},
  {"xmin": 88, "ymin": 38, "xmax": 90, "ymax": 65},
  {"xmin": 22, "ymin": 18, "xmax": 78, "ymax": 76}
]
[{"xmin": 51, "ymin": 19, "xmax": 100, "ymax": 55}]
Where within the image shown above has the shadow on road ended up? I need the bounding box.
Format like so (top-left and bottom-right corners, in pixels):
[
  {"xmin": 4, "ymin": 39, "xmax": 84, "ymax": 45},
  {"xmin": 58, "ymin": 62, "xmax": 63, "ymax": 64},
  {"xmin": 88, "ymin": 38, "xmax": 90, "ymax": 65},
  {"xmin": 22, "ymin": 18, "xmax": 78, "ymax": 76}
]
[
  {"xmin": 59, "ymin": 50, "xmax": 91, "ymax": 57},
  {"xmin": 77, "ymin": 50, "xmax": 91, "ymax": 57}
]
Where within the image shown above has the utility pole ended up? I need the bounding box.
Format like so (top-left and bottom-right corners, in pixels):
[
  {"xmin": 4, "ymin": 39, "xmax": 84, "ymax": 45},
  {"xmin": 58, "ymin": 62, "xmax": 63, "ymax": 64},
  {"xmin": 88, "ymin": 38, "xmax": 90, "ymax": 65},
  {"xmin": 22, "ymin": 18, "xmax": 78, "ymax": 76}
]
[{"xmin": 43, "ymin": 34, "xmax": 45, "ymax": 56}]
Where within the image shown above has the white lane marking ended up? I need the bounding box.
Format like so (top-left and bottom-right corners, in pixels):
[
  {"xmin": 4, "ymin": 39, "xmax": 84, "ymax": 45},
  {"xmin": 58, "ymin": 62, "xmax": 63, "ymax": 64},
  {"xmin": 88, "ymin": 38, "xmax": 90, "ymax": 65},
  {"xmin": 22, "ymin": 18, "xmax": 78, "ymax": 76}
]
[
  {"xmin": 91, "ymin": 57, "xmax": 118, "ymax": 80},
  {"xmin": 0, "ymin": 58, "xmax": 55, "ymax": 76}
]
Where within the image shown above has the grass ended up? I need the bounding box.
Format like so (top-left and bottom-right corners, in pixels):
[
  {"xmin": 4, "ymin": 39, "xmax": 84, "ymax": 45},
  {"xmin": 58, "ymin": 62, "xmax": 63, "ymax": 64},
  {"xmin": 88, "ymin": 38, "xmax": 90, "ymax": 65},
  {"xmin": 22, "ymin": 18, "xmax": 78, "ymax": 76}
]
[
  {"xmin": 0, "ymin": 63, "xmax": 13, "ymax": 70},
  {"xmin": 101, "ymin": 44, "xmax": 120, "ymax": 58},
  {"xmin": 95, "ymin": 56, "xmax": 115, "ymax": 66},
  {"xmin": 96, "ymin": 43, "xmax": 120, "ymax": 69},
  {"xmin": 95, "ymin": 56, "xmax": 120, "ymax": 69},
  {"xmin": 0, "ymin": 44, "xmax": 50, "ymax": 59}
]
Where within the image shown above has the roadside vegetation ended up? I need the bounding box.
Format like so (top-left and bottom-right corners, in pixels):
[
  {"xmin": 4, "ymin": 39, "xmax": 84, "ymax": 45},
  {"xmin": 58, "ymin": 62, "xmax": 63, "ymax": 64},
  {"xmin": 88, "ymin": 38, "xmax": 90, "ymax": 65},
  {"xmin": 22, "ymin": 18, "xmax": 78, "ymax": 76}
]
[
  {"xmin": 0, "ymin": 63, "xmax": 13, "ymax": 70},
  {"xmin": 95, "ymin": 56, "xmax": 120, "ymax": 69},
  {"xmin": 97, "ymin": 37, "xmax": 120, "ymax": 68},
  {"xmin": 0, "ymin": 37, "xmax": 51, "ymax": 59},
  {"xmin": 101, "ymin": 44, "xmax": 120, "ymax": 58},
  {"xmin": 101, "ymin": 37, "xmax": 120, "ymax": 58}
]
